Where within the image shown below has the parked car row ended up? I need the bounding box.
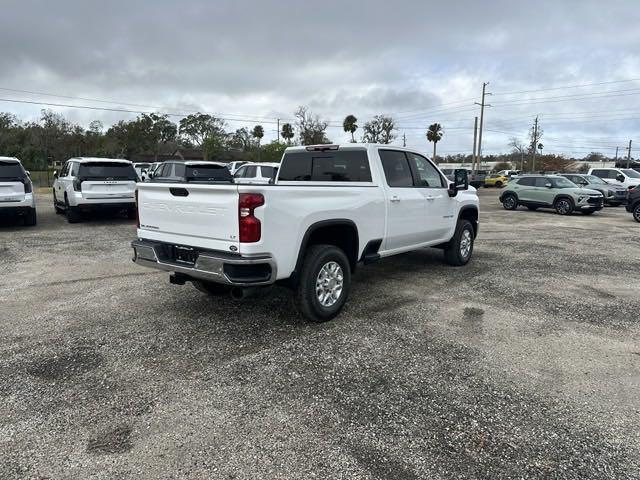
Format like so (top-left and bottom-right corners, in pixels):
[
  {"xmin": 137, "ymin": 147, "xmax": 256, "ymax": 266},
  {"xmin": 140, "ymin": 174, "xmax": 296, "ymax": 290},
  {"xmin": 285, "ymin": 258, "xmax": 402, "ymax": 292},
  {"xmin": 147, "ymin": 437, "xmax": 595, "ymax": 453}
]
[{"xmin": 499, "ymin": 173, "xmax": 640, "ymax": 221}]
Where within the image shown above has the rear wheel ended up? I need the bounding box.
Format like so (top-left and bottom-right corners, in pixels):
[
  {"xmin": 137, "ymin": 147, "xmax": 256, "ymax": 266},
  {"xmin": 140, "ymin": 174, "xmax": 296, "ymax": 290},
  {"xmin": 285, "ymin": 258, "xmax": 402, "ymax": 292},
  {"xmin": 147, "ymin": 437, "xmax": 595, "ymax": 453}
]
[
  {"xmin": 295, "ymin": 245, "xmax": 351, "ymax": 323},
  {"xmin": 633, "ymin": 204, "xmax": 640, "ymax": 223},
  {"xmin": 193, "ymin": 281, "xmax": 231, "ymax": 296},
  {"xmin": 24, "ymin": 208, "xmax": 37, "ymax": 226},
  {"xmin": 554, "ymin": 197, "xmax": 574, "ymax": 216},
  {"xmin": 444, "ymin": 220, "xmax": 474, "ymax": 266},
  {"xmin": 65, "ymin": 197, "xmax": 82, "ymax": 223},
  {"xmin": 502, "ymin": 194, "xmax": 518, "ymax": 210}
]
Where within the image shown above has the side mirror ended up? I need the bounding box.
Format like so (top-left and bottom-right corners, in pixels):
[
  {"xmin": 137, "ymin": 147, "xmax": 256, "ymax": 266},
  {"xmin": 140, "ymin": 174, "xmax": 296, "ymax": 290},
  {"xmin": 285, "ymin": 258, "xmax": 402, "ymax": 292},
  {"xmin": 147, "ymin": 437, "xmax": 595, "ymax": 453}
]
[
  {"xmin": 449, "ymin": 169, "xmax": 469, "ymax": 197},
  {"xmin": 616, "ymin": 174, "xmax": 625, "ymax": 182},
  {"xmin": 545, "ymin": 182, "xmax": 552, "ymax": 188},
  {"xmin": 53, "ymin": 171, "xmax": 58, "ymax": 179},
  {"xmin": 25, "ymin": 170, "xmax": 31, "ymax": 177}
]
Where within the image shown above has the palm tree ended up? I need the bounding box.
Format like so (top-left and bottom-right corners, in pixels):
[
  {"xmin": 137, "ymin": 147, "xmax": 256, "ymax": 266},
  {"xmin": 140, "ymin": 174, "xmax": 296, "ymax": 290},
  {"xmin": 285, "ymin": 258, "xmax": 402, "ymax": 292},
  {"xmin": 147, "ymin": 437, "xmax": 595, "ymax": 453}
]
[
  {"xmin": 251, "ymin": 125, "xmax": 264, "ymax": 147},
  {"xmin": 426, "ymin": 123, "xmax": 444, "ymax": 163},
  {"xmin": 343, "ymin": 114, "xmax": 358, "ymax": 142},
  {"xmin": 281, "ymin": 123, "xmax": 294, "ymax": 144}
]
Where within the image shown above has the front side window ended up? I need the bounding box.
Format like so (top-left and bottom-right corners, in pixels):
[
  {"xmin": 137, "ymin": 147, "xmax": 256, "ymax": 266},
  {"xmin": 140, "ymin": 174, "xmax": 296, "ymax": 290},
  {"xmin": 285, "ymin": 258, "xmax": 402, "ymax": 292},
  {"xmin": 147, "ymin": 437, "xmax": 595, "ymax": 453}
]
[
  {"xmin": 260, "ymin": 166, "xmax": 276, "ymax": 179},
  {"xmin": 585, "ymin": 175, "xmax": 607, "ymax": 185},
  {"xmin": 380, "ymin": 150, "xmax": 414, "ymax": 187},
  {"xmin": 406, "ymin": 152, "xmax": 445, "ymax": 188},
  {"xmin": 551, "ymin": 177, "xmax": 575, "ymax": 188}
]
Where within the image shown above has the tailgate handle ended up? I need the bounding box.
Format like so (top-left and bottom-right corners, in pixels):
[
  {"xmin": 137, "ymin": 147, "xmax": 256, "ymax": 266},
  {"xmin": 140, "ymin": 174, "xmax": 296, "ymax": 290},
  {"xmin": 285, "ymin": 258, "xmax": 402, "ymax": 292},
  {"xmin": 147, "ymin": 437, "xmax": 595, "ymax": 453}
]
[{"xmin": 169, "ymin": 188, "xmax": 189, "ymax": 197}]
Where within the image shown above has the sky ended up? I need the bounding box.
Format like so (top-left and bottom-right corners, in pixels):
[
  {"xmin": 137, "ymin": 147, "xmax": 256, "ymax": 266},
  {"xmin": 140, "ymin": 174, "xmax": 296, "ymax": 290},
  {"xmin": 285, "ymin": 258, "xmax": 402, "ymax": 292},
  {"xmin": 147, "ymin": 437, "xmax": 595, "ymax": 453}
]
[{"xmin": 1, "ymin": 0, "xmax": 639, "ymax": 159}]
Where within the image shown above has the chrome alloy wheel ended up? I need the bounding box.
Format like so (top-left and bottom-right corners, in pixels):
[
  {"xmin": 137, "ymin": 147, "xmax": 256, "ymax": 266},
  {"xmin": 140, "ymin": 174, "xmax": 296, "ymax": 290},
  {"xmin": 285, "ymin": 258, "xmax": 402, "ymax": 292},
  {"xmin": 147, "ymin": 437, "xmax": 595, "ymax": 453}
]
[
  {"xmin": 315, "ymin": 261, "xmax": 344, "ymax": 307},
  {"xmin": 460, "ymin": 229, "xmax": 473, "ymax": 259},
  {"xmin": 556, "ymin": 199, "xmax": 571, "ymax": 215}
]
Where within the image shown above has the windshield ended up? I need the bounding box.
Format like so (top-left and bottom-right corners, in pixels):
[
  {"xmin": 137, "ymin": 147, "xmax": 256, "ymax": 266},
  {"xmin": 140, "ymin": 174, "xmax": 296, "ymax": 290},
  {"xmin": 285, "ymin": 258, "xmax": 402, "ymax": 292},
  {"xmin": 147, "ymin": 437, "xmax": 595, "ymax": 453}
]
[
  {"xmin": 552, "ymin": 177, "xmax": 576, "ymax": 188},
  {"xmin": 585, "ymin": 175, "xmax": 607, "ymax": 185},
  {"xmin": 78, "ymin": 162, "xmax": 137, "ymax": 180},
  {"xmin": 135, "ymin": 163, "xmax": 151, "ymax": 169},
  {"xmin": 621, "ymin": 169, "xmax": 640, "ymax": 178},
  {"xmin": 0, "ymin": 161, "xmax": 25, "ymax": 179},
  {"xmin": 185, "ymin": 164, "xmax": 233, "ymax": 182}
]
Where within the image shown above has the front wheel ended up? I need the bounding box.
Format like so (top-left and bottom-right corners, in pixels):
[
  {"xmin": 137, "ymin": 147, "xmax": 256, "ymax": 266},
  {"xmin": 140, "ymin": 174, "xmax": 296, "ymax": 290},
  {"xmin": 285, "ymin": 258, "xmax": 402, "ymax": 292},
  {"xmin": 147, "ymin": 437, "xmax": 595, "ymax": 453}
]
[
  {"xmin": 295, "ymin": 245, "xmax": 351, "ymax": 323},
  {"xmin": 554, "ymin": 198, "xmax": 574, "ymax": 216},
  {"xmin": 502, "ymin": 194, "xmax": 518, "ymax": 210},
  {"xmin": 633, "ymin": 204, "xmax": 640, "ymax": 223},
  {"xmin": 495, "ymin": 181, "xmax": 503, "ymax": 188},
  {"xmin": 444, "ymin": 220, "xmax": 475, "ymax": 266}
]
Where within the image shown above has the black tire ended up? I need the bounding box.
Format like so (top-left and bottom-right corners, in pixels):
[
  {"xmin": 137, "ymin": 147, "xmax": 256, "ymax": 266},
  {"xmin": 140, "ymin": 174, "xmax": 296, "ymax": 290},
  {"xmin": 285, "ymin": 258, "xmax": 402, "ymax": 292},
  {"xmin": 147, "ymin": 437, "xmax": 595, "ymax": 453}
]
[
  {"xmin": 495, "ymin": 181, "xmax": 503, "ymax": 188},
  {"xmin": 53, "ymin": 192, "xmax": 64, "ymax": 214},
  {"xmin": 24, "ymin": 208, "xmax": 37, "ymax": 226},
  {"xmin": 193, "ymin": 281, "xmax": 231, "ymax": 296},
  {"xmin": 582, "ymin": 210, "xmax": 596, "ymax": 215},
  {"xmin": 633, "ymin": 203, "xmax": 640, "ymax": 223},
  {"xmin": 554, "ymin": 197, "xmax": 574, "ymax": 216},
  {"xmin": 502, "ymin": 194, "xmax": 518, "ymax": 210},
  {"xmin": 295, "ymin": 244, "xmax": 351, "ymax": 323},
  {"xmin": 444, "ymin": 219, "xmax": 475, "ymax": 266},
  {"xmin": 527, "ymin": 206, "xmax": 538, "ymax": 211},
  {"xmin": 65, "ymin": 197, "xmax": 82, "ymax": 223}
]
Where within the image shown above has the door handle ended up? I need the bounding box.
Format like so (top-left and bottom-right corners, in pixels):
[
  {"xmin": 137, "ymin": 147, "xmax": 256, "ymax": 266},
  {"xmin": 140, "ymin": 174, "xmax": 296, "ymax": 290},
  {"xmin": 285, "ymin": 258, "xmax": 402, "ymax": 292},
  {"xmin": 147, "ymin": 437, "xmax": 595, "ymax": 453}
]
[
  {"xmin": 390, "ymin": 195, "xmax": 400, "ymax": 203},
  {"xmin": 426, "ymin": 196, "xmax": 435, "ymax": 201}
]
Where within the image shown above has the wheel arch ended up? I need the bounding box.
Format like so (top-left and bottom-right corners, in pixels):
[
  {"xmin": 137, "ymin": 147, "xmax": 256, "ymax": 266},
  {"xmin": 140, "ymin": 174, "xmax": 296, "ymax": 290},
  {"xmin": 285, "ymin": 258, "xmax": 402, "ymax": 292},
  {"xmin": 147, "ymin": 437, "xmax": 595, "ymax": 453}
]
[
  {"xmin": 458, "ymin": 205, "xmax": 479, "ymax": 238},
  {"xmin": 291, "ymin": 219, "xmax": 360, "ymax": 284}
]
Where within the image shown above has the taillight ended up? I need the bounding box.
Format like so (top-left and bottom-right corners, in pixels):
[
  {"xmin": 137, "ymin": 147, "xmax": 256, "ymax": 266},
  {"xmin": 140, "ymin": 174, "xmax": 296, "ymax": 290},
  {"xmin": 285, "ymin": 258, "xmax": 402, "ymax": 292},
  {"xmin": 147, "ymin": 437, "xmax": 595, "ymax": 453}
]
[
  {"xmin": 73, "ymin": 178, "xmax": 82, "ymax": 191},
  {"xmin": 239, "ymin": 193, "xmax": 264, "ymax": 243},
  {"xmin": 23, "ymin": 178, "xmax": 33, "ymax": 194},
  {"xmin": 135, "ymin": 188, "xmax": 140, "ymax": 228}
]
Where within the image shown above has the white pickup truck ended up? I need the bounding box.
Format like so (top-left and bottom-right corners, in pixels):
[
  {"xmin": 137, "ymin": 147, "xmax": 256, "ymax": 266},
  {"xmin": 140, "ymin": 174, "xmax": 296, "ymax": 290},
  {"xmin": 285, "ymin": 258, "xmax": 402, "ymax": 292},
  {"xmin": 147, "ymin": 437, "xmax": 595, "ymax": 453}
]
[{"xmin": 132, "ymin": 144, "xmax": 479, "ymax": 322}]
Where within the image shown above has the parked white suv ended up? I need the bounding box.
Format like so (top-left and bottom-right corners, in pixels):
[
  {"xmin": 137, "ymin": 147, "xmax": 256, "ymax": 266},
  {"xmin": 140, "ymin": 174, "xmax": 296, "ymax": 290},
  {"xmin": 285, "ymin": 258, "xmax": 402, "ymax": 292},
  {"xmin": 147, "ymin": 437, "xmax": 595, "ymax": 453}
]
[
  {"xmin": 53, "ymin": 158, "xmax": 137, "ymax": 223},
  {"xmin": 588, "ymin": 167, "xmax": 640, "ymax": 190},
  {"xmin": 234, "ymin": 162, "xmax": 279, "ymax": 184},
  {"xmin": 132, "ymin": 144, "xmax": 479, "ymax": 322},
  {"xmin": 227, "ymin": 161, "xmax": 248, "ymax": 175},
  {"xmin": 0, "ymin": 157, "xmax": 36, "ymax": 226}
]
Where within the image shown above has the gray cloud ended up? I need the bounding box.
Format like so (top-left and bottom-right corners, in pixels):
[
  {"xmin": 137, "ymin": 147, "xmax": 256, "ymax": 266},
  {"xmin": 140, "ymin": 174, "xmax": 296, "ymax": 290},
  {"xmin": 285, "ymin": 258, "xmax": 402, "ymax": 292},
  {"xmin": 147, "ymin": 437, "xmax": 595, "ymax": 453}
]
[{"xmin": 1, "ymin": 0, "xmax": 639, "ymax": 155}]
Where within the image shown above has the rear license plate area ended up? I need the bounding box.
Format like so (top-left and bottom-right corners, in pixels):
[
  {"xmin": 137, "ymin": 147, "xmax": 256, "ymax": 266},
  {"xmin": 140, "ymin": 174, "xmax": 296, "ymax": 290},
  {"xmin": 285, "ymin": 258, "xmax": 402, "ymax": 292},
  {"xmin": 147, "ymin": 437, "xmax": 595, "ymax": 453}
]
[{"xmin": 172, "ymin": 246, "xmax": 198, "ymax": 265}]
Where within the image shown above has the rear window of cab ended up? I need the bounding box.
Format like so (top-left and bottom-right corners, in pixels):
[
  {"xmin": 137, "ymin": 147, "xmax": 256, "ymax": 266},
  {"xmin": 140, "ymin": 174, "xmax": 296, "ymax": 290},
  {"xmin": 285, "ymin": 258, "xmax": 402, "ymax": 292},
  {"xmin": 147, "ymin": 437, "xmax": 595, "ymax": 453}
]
[{"xmin": 278, "ymin": 150, "xmax": 372, "ymax": 182}]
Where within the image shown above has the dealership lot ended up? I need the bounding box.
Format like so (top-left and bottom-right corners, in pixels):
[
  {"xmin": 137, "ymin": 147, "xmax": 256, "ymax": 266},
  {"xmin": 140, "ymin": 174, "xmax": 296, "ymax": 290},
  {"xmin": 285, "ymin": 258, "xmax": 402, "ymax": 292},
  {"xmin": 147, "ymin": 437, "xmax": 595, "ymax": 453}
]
[{"xmin": 1, "ymin": 190, "xmax": 639, "ymax": 479}]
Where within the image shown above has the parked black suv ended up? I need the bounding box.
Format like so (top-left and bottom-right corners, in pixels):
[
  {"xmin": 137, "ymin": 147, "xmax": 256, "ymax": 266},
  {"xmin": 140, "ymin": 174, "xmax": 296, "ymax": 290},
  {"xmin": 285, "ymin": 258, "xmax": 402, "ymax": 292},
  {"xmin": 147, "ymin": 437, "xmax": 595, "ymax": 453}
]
[{"xmin": 625, "ymin": 186, "xmax": 640, "ymax": 222}]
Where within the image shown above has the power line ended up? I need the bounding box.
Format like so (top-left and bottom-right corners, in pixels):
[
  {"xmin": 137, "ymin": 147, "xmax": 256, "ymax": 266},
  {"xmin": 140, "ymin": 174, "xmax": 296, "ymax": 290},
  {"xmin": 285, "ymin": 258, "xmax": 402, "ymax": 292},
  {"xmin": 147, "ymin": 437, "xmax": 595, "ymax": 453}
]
[{"xmin": 492, "ymin": 78, "xmax": 640, "ymax": 96}]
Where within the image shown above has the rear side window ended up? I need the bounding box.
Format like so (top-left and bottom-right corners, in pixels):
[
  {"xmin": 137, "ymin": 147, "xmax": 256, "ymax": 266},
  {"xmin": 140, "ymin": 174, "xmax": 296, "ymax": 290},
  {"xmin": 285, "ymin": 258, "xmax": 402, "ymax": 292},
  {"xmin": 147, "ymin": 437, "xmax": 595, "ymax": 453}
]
[
  {"xmin": 517, "ymin": 177, "xmax": 535, "ymax": 186},
  {"xmin": 0, "ymin": 161, "xmax": 25, "ymax": 179},
  {"xmin": 185, "ymin": 164, "xmax": 232, "ymax": 182},
  {"xmin": 260, "ymin": 166, "xmax": 276, "ymax": 179},
  {"xmin": 279, "ymin": 150, "xmax": 372, "ymax": 182},
  {"xmin": 534, "ymin": 177, "xmax": 550, "ymax": 187},
  {"xmin": 78, "ymin": 162, "xmax": 136, "ymax": 180},
  {"xmin": 380, "ymin": 150, "xmax": 413, "ymax": 187}
]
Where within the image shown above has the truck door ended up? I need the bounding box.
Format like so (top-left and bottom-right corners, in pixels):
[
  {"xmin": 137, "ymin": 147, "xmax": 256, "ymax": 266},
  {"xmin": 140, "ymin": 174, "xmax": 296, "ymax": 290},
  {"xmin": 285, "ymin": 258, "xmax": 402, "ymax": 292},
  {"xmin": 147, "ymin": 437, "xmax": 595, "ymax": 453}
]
[
  {"xmin": 379, "ymin": 150, "xmax": 427, "ymax": 251},
  {"xmin": 404, "ymin": 152, "xmax": 455, "ymax": 242}
]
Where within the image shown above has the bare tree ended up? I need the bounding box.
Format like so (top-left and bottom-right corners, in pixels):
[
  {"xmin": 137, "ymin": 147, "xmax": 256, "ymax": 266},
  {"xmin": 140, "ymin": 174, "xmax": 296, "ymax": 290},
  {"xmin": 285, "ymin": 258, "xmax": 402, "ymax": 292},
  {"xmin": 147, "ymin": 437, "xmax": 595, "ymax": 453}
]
[
  {"xmin": 294, "ymin": 106, "xmax": 330, "ymax": 145},
  {"xmin": 362, "ymin": 115, "xmax": 395, "ymax": 144},
  {"xmin": 508, "ymin": 136, "xmax": 526, "ymax": 170}
]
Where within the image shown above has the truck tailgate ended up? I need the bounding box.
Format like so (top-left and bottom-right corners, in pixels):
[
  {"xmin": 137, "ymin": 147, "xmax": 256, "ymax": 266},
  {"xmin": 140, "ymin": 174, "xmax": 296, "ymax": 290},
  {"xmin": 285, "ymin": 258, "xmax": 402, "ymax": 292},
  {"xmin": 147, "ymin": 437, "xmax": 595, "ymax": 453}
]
[{"xmin": 137, "ymin": 183, "xmax": 240, "ymax": 252}]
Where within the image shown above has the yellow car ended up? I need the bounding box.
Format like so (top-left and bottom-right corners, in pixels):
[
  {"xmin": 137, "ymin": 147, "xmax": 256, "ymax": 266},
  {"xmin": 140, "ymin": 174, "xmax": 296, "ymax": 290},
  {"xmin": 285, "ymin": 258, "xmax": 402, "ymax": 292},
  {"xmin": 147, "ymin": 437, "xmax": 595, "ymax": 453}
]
[{"xmin": 484, "ymin": 173, "xmax": 509, "ymax": 188}]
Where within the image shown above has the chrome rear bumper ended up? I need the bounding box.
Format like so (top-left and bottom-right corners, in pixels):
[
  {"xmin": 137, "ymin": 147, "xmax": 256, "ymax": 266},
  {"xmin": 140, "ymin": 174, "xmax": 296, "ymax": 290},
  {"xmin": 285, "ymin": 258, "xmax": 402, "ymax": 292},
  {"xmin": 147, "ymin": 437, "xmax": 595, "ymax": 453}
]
[{"xmin": 131, "ymin": 239, "xmax": 276, "ymax": 286}]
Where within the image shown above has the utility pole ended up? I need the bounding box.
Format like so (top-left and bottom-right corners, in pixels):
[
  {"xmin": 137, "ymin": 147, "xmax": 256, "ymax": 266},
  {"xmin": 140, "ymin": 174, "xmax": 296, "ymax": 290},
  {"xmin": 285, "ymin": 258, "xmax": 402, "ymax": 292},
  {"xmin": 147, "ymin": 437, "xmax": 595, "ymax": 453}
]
[
  {"xmin": 471, "ymin": 116, "xmax": 478, "ymax": 174},
  {"xmin": 403, "ymin": 132, "xmax": 406, "ymax": 147},
  {"xmin": 474, "ymin": 82, "xmax": 491, "ymax": 170},
  {"xmin": 627, "ymin": 140, "xmax": 632, "ymax": 168},
  {"xmin": 531, "ymin": 116, "xmax": 539, "ymax": 172},
  {"xmin": 277, "ymin": 118, "xmax": 280, "ymax": 143}
]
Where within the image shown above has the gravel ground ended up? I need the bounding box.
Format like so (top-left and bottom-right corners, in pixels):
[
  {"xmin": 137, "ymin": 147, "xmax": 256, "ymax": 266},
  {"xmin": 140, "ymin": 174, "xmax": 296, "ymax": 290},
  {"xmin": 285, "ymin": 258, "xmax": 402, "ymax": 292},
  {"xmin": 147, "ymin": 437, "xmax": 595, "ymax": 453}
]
[{"xmin": 0, "ymin": 190, "xmax": 639, "ymax": 479}]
